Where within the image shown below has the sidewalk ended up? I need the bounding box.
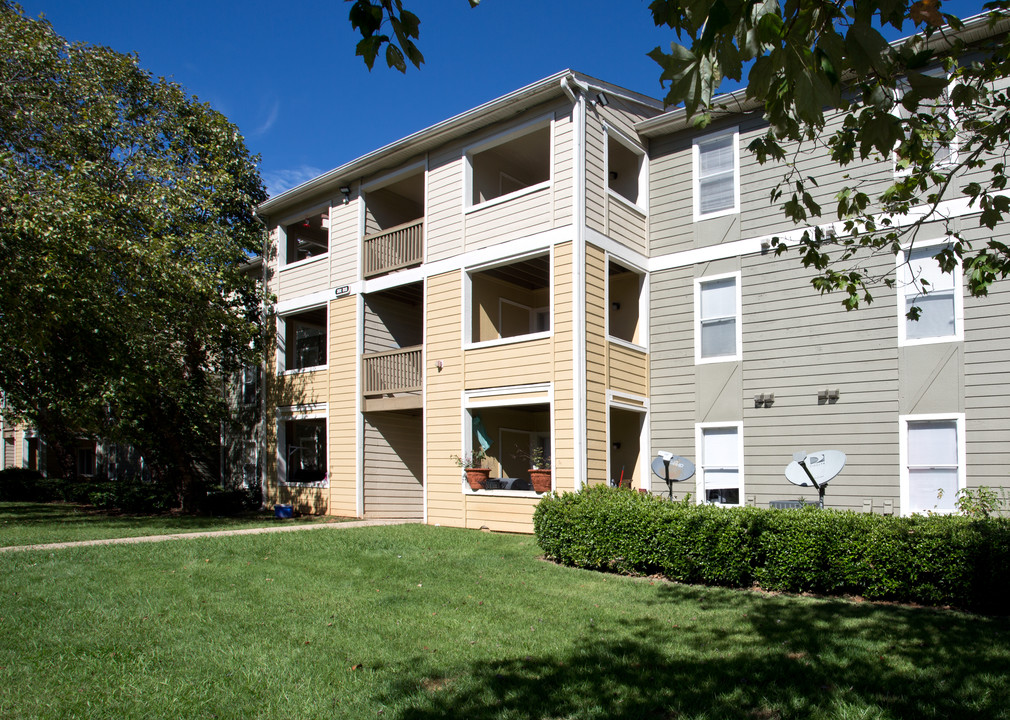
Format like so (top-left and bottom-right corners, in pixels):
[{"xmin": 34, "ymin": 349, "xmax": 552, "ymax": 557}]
[{"xmin": 0, "ymin": 517, "xmax": 420, "ymax": 553}]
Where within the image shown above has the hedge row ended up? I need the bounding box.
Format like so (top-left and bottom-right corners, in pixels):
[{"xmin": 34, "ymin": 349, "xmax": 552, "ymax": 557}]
[
  {"xmin": 533, "ymin": 485, "xmax": 1010, "ymax": 613},
  {"xmin": 0, "ymin": 467, "xmax": 259, "ymax": 515}
]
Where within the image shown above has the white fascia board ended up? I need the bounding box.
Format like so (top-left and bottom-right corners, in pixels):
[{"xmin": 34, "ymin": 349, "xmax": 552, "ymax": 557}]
[
  {"xmin": 276, "ymin": 289, "xmax": 339, "ymax": 315},
  {"xmin": 585, "ymin": 227, "xmax": 650, "ymax": 271},
  {"xmin": 649, "ymin": 195, "xmax": 999, "ymax": 273}
]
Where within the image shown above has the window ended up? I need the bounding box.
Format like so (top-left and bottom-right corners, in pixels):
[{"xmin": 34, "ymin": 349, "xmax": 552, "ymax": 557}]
[
  {"xmin": 608, "ymin": 260, "xmax": 645, "ymax": 346},
  {"xmin": 76, "ymin": 446, "xmax": 96, "ymax": 478},
  {"xmin": 241, "ymin": 365, "xmax": 258, "ymax": 406},
  {"xmin": 282, "ymin": 208, "xmax": 329, "ymax": 266},
  {"xmin": 280, "ymin": 307, "xmax": 327, "ymax": 372},
  {"xmin": 467, "ymin": 120, "xmax": 551, "ymax": 208},
  {"xmin": 900, "ymin": 414, "xmax": 965, "ymax": 514},
  {"xmin": 898, "ymin": 244, "xmax": 962, "ymax": 344},
  {"xmin": 894, "ymin": 69, "xmax": 957, "ymax": 173},
  {"xmin": 282, "ymin": 418, "xmax": 327, "ymax": 485},
  {"xmin": 607, "ymin": 129, "xmax": 646, "ymax": 208},
  {"xmin": 696, "ymin": 423, "xmax": 743, "ymax": 506},
  {"xmin": 695, "ymin": 273, "xmax": 741, "ymax": 363},
  {"xmin": 468, "ymin": 253, "xmax": 551, "ymax": 345},
  {"xmin": 693, "ymin": 128, "xmax": 739, "ymax": 219}
]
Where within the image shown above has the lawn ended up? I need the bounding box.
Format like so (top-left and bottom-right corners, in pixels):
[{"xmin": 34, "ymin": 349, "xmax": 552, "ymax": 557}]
[
  {"xmin": 1, "ymin": 524, "xmax": 1008, "ymax": 720},
  {"xmin": 0, "ymin": 502, "xmax": 330, "ymax": 548}
]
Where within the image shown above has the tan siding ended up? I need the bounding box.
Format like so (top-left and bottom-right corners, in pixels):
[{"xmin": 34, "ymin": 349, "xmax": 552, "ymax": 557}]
[
  {"xmin": 425, "ymin": 271, "xmax": 466, "ymax": 526},
  {"xmin": 552, "ymin": 109, "xmax": 574, "ymax": 227},
  {"xmin": 426, "ymin": 151, "xmax": 464, "ymax": 263},
  {"xmin": 464, "ymin": 339, "xmax": 553, "ymax": 389},
  {"xmin": 552, "ymin": 242, "xmax": 575, "ymax": 492},
  {"xmin": 585, "ymin": 244, "xmax": 607, "ymax": 485},
  {"xmin": 329, "ymin": 194, "xmax": 360, "ymax": 287},
  {"xmin": 608, "ymin": 342, "xmax": 648, "ymax": 397},
  {"xmin": 328, "ymin": 296, "xmax": 359, "ymax": 516},
  {"xmin": 462, "ymin": 496, "xmax": 540, "ymax": 533},
  {"xmin": 464, "ymin": 187, "xmax": 553, "ymax": 250},
  {"xmin": 276, "ymin": 257, "xmax": 329, "ymax": 302}
]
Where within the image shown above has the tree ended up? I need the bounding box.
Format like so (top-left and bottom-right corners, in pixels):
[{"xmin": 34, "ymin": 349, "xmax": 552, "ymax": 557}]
[
  {"xmin": 348, "ymin": 0, "xmax": 1010, "ymax": 313},
  {"xmin": 0, "ymin": 4, "xmax": 266, "ymax": 506}
]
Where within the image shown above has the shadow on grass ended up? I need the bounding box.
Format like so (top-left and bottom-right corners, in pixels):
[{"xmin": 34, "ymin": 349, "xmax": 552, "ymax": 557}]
[
  {"xmin": 0, "ymin": 502, "xmax": 323, "ymax": 546},
  {"xmin": 381, "ymin": 582, "xmax": 1010, "ymax": 720}
]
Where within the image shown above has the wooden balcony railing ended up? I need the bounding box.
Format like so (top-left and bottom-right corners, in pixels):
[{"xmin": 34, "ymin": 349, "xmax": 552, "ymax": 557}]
[
  {"xmin": 363, "ymin": 218, "xmax": 424, "ymax": 278},
  {"xmin": 362, "ymin": 345, "xmax": 423, "ymax": 396}
]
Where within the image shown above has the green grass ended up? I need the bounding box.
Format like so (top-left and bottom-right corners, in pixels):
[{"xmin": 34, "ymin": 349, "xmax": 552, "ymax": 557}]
[
  {"xmin": 1, "ymin": 524, "xmax": 1008, "ymax": 719},
  {"xmin": 0, "ymin": 502, "xmax": 332, "ymax": 547}
]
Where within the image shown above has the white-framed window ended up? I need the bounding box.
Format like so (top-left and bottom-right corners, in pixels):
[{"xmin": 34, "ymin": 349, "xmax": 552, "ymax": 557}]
[
  {"xmin": 466, "ymin": 251, "xmax": 551, "ymax": 348},
  {"xmin": 280, "ymin": 206, "xmax": 330, "ymax": 267},
  {"xmin": 696, "ymin": 422, "xmax": 744, "ymax": 507},
  {"xmin": 465, "ymin": 116, "xmax": 552, "ymax": 211},
  {"xmin": 277, "ymin": 305, "xmax": 328, "ymax": 373},
  {"xmin": 694, "ymin": 272, "xmax": 741, "ymax": 363},
  {"xmin": 606, "ymin": 125, "xmax": 647, "ymax": 211},
  {"xmin": 899, "ymin": 414, "xmax": 966, "ymax": 515},
  {"xmin": 277, "ymin": 409, "xmax": 328, "ymax": 487},
  {"xmin": 693, "ymin": 127, "xmax": 740, "ymax": 220},
  {"xmin": 897, "ymin": 242, "xmax": 963, "ymax": 345},
  {"xmin": 894, "ymin": 69, "xmax": 958, "ymax": 175}
]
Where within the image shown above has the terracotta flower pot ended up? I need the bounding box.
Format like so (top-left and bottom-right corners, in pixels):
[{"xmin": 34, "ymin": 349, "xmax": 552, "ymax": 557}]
[
  {"xmin": 529, "ymin": 468, "xmax": 552, "ymax": 493},
  {"xmin": 464, "ymin": 467, "xmax": 490, "ymax": 490}
]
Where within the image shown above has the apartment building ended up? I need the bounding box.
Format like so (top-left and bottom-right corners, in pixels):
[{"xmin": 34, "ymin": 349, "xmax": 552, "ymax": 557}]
[{"xmin": 258, "ymin": 17, "xmax": 1010, "ymax": 531}]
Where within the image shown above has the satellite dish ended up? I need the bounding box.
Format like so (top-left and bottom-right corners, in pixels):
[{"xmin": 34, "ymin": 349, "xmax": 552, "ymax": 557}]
[
  {"xmin": 651, "ymin": 453, "xmax": 695, "ymax": 483},
  {"xmin": 785, "ymin": 450, "xmax": 846, "ymax": 488}
]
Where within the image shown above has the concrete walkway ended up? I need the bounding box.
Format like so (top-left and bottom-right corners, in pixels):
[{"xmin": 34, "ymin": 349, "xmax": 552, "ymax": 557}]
[{"xmin": 0, "ymin": 517, "xmax": 421, "ymax": 553}]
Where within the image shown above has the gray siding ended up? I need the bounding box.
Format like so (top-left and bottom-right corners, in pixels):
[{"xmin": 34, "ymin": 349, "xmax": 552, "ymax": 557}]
[{"xmin": 363, "ymin": 410, "xmax": 423, "ymax": 519}]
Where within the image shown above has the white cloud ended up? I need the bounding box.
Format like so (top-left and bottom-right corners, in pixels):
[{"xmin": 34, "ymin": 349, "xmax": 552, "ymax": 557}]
[
  {"xmin": 261, "ymin": 165, "xmax": 326, "ymax": 198},
  {"xmin": 250, "ymin": 98, "xmax": 280, "ymax": 137}
]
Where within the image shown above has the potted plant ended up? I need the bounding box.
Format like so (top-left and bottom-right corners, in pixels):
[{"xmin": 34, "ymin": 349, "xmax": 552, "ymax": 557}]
[
  {"xmin": 452, "ymin": 449, "xmax": 489, "ymax": 490},
  {"xmin": 515, "ymin": 446, "xmax": 552, "ymax": 493}
]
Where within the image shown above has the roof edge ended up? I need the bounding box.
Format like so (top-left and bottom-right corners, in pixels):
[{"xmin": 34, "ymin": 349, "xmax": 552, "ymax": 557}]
[
  {"xmin": 259, "ymin": 69, "xmax": 623, "ymax": 216},
  {"xmin": 636, "ymin": 10, "xmax": 1010, "ymax": 138}
]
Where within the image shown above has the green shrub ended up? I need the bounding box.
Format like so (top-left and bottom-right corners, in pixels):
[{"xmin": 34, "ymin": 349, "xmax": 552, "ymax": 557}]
[
  {"xmin": 533, "ymin": 486, "xmax": 1010, "ymax": 613},
  {"xmin": 204, "ymin": 487, "xmax": 257, "ymax": 516},
  {"xmin": 0, "ymin": 467, "xmax": 47, "ymax": 501}
]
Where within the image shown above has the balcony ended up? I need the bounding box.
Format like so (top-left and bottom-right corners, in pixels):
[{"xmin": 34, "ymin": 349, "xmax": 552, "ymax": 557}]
[
  {"xmin": 362, "ymin": 345, "xmax": 422, "ymax": 412},
  {"xmin": 363, "ymin": 219, "xmax": 424, "ymax": 279}
]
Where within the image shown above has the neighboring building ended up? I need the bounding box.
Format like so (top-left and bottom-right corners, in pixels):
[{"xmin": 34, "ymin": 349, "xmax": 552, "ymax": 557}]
[
  {"xmin": 220, "ymin": 255, "xmax": 266, "ymax": 496},
  {"xmin": 256, "ymin": 17, "xmax": 1010, "ymax": 531}
]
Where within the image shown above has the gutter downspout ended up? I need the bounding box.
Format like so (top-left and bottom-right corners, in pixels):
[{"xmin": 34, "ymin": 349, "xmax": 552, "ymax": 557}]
[{"xmin": 563, "ymin": 74, "xmax": 589, "ymax": 492}]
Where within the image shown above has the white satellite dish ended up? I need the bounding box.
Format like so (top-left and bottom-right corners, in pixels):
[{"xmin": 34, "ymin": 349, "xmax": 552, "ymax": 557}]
[
  {"xmin": 785, "ymin": 450, "xmax": 846, "ymax": 488},
  {"xmin": 651, "ymin": 452, "xmax": 695, "ymax": 483},
  {"xmin": 651, "ymin": 452, "xmax": 695, "ymax": 499}
]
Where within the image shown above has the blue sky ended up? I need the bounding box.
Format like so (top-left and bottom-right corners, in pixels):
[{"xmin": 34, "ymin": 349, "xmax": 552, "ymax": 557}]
[{"xmin": 19, "ymin": 0, "xmax": 988, "ymax": 197}]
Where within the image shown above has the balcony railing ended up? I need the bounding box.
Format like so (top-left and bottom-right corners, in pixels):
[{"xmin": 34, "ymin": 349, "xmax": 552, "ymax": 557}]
[
  {"xmin": 363, "ymin": 218, "xmax": 424, "ymax": 278},
  {"xmin": 362, "ymin": 345, "xmax": 423, "ymax": 396}
]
